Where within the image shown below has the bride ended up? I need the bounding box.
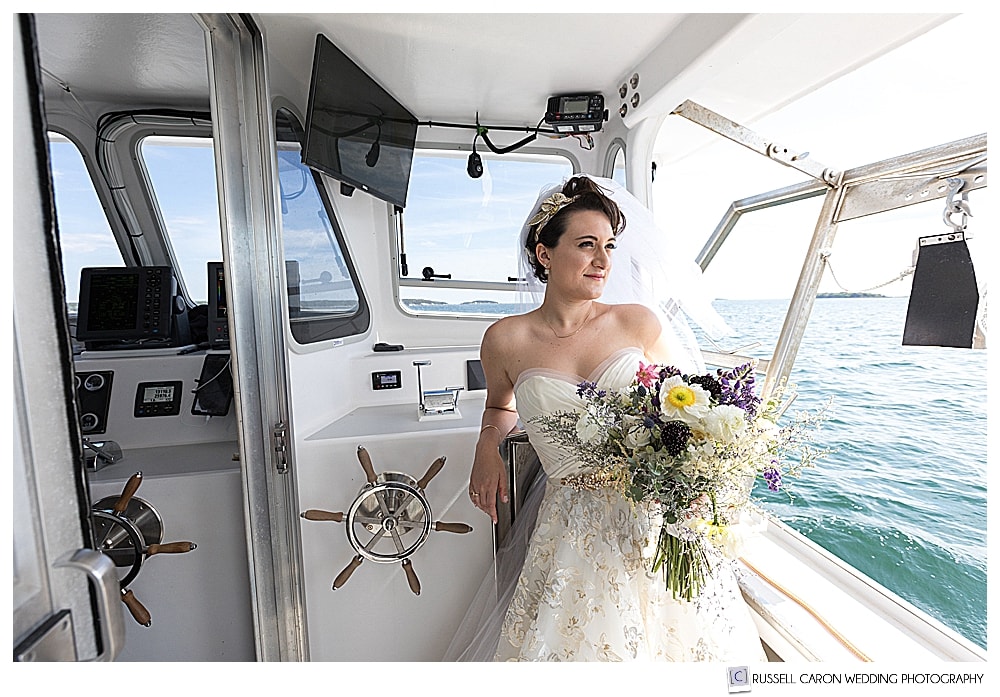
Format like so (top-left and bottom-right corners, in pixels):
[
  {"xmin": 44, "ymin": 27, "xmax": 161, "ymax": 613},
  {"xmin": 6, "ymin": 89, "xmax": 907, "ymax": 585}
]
[{"xmin": 447, "ymin": 175, "xmax": 765, "ymax": 662}]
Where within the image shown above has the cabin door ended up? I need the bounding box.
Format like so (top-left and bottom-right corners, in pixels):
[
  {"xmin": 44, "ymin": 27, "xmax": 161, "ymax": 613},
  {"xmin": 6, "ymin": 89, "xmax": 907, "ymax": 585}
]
[
  {"xmin": 13, "ymin": 15, "xmax": 126, "ymax": 662},
  {"xmin": 198, "ymin": 13, "xmax": 305, "ymax": 660}
]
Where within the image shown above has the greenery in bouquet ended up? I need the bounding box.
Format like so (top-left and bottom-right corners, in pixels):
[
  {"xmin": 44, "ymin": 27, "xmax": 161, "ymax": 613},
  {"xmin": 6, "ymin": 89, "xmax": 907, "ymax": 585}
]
[{"xmin": 530, "ymin": 361, "xmax": 829, "ymax": 601}]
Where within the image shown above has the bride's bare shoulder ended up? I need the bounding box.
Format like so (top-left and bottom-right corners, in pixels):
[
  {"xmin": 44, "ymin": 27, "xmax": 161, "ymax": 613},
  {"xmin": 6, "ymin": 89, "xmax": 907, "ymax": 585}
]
[
  {"xmin": 482, "ymin": 312, "xmax": 536, "ymax": 352},
  {"xmin": 607, "ymin": 303, "xmax": 658, "ymax": 326},
  {"xmin": 604, "ymin": 303, "xmax": 661, "ymax": 348}
]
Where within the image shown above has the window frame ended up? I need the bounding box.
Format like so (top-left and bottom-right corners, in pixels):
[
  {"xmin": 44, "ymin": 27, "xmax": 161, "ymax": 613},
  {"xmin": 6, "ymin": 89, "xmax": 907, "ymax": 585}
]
[
  {"xmin": 138, "ymin": 132, "xmax": 224, "ymax": 305},
  {"xmin": 47, "ymin": 129, "xmax": 124, "ymax": 310},
  {"xmin": 275, "ymin": 107, "xmax": 371, "ymax": 345},
  {"xmin": 92, "ymin": 112, "xmax": 216, "ymax": 304},
  {"xmin": 393, "ymin": 143, "xmax": 578, "ymax": 318}
]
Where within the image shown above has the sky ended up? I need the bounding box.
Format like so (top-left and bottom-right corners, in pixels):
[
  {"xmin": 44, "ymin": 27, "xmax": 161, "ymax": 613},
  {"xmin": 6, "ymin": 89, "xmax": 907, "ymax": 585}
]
[{"xmin": 651, "ymin": 12, "xmax": 991, "ymax": 302}]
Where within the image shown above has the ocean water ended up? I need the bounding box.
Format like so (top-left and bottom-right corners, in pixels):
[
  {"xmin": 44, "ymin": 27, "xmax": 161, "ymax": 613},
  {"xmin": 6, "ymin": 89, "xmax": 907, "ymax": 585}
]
[
  {"xmin": 413, "ymin": 297, "xmax": 988, "ymax": 650},
  {"xmin": 711, "ymin": 297, "xmax": 988, "ymax": 651}
]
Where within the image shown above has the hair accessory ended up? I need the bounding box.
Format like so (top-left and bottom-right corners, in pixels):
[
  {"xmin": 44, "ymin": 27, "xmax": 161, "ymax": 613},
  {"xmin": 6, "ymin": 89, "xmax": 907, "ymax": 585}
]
[
  {"xmin": 527, "ymin": 193, "xmax": 578, "ymax": 233},
  {"xmin": 517, "ymin": 175, "xmax": 733, "ymax": 374}
]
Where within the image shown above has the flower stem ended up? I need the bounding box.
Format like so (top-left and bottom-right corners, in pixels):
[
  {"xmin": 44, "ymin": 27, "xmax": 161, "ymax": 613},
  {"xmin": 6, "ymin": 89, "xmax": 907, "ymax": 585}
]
[{"xmin": 653, "ymin": 526, "xmax": 710, "ymax": 601}]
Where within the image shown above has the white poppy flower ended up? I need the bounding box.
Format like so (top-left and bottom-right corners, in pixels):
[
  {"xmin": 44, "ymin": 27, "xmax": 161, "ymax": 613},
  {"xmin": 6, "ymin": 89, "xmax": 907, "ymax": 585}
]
[{"xmin": 658, "ymin": 376, "xmax": 711, "ymax": 425}]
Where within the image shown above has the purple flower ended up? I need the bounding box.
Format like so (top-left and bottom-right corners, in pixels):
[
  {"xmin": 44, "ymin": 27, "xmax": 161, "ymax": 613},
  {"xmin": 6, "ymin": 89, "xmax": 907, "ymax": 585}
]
[
  {"xmin": 716, "ymin": 363, "xmax": 760, "ymax": 417},
  {"xmin": 762, "ymin": 464, "xmax": 782, "ymax": 491}
]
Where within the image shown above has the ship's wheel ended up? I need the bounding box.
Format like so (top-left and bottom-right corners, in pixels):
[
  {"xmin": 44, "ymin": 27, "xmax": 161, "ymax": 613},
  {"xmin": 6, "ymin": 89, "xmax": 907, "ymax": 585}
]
[
  {"xmin": 91, "ymin": 472, "xmax": 197, "ymax": 626},
  {"xmin": 301, "ymin": 445, "xmax": 472, "ymax": 595}
]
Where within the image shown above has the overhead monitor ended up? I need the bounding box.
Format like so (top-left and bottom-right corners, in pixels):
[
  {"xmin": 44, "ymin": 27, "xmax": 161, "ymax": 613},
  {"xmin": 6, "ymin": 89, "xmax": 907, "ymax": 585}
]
[{"xmin": 303, "ymin": 33, "xmax": 419, "ymax": 208}]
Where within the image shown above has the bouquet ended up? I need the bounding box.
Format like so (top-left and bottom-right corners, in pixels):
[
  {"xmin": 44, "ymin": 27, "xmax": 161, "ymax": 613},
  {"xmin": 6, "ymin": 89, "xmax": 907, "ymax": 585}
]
[{"xmin": 530, "ymin": 361, "xmax": 828, "ymax": 601}]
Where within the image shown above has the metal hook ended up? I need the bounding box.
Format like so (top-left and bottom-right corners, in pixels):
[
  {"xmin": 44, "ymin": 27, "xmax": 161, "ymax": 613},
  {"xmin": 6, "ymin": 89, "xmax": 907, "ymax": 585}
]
[{"xmin": 943, "ymin": 177, "xmax": 972, "ymax": 232}]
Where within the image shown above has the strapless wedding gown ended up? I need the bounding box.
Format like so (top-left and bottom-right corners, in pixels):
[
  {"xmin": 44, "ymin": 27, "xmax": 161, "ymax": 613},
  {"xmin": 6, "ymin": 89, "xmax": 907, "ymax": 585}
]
[{"xmin": 491, "ymin": 346, "xmax": 765, "ymax": 662}]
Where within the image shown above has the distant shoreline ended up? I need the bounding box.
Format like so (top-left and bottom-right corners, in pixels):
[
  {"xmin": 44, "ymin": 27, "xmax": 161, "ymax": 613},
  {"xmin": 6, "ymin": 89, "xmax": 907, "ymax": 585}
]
[
  {"xmin": 816, "ymin": 292, "xmax": 887, "ymax": 298},
  {"xmin": 716, "ymin": 293, "xmax": 898, "ymax": 301}
]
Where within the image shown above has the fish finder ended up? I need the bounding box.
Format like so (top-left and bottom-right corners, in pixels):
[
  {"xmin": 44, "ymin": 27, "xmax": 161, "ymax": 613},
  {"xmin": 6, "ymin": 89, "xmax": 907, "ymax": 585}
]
[
  {"xmin": 544, "ymin": 93, "xmax": 606, "ymax": 134},
  {"xmin": 76, "ymin": 266, "xmax": 190, "ymax": 349}
]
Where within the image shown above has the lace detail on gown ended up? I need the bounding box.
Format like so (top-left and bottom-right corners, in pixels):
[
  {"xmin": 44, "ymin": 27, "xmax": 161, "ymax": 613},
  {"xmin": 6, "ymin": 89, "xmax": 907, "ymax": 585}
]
[{"xmin": 493, "ymin": 348, "xmax": 765, "ymax": 662}]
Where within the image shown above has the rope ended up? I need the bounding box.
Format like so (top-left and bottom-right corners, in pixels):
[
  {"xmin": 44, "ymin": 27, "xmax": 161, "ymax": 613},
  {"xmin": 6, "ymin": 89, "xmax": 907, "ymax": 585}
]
[
  {"xmin": 824, "ymin": 256, "xmax": 914, "ymax": 294},
  {"xmin": 739, "ymin": 556, "xmax": 873, "ymax": 662}
]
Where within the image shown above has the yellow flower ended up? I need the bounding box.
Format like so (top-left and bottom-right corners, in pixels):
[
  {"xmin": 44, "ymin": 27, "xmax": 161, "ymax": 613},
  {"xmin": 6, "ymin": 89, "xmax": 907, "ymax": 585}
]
[
  {"xmin": 667, "ymin": 385, "xmax": 696, "ymax": 408},
  {"xmin": 659, "ymin": 375, "xmax": 710, "ymax": 424}
]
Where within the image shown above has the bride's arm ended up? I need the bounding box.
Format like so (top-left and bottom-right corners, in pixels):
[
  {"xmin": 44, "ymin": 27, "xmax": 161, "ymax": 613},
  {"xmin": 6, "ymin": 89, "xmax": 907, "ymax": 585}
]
[{"xmin": 470, "ymin": 321, "xmax": 520, "ymax": 524}]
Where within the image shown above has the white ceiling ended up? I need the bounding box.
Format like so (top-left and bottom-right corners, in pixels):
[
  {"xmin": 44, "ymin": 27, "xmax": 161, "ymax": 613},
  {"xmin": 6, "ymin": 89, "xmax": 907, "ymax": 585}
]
[
  {"xmin": 34, "ymin": 13, "xmax": 209, "ymax": 111},
  {"xmin": 261, "ymin": 13, "xmax": 687, "ymax": 125},
  {"xmin": 33, "ymin": 11, "xmax": 954, "ymax": 166}
]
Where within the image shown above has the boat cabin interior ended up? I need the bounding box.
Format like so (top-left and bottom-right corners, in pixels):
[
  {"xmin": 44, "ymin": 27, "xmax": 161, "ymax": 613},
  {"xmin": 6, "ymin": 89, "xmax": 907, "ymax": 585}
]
[{"xmin": 13, "ymin": 12, "xmax": 987, "ymax": 665}]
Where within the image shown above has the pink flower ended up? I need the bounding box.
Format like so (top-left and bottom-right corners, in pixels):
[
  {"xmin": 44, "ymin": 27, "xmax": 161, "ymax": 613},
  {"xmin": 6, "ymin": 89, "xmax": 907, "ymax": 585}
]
[{"xmin": 636, "ymin": 361, "xmax": 658, "ymax": 388}]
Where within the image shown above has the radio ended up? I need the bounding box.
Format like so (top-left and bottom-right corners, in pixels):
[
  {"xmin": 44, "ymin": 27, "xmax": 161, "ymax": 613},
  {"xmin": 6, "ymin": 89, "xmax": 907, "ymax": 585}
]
[{"xmin": 544, "ymin": 93, "xmax": 606, "ymax": 134}]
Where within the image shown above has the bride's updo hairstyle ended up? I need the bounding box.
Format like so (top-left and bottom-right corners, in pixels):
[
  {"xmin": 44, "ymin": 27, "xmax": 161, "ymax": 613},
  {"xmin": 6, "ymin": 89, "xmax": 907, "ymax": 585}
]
[{"xmin": 524, "ymin": 176, "xmax": 626, "ymax": 283}]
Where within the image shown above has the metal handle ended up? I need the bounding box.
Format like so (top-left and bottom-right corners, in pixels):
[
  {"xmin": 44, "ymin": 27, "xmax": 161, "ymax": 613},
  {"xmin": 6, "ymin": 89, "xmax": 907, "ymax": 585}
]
[{"xmin": 55, "ymin": 549, "xmax": 126, "ymax": 662}]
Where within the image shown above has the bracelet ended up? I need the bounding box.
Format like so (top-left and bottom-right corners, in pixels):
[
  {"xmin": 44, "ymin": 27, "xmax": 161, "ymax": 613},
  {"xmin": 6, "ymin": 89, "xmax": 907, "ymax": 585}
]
[{"xmin": 480, "ymin": 424, "xmax": 502, "ymax": 440}]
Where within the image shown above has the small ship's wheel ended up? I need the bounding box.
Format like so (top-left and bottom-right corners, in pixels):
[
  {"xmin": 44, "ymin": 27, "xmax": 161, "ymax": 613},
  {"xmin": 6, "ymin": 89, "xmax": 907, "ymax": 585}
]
[
  {"xmin": 302, "ymin": 447, "xmax": 472, "ymax": 594},
  {"xmin": 346, "ymin": 475, "xmax": 432, "ymax": 563},
  {"xmin": 92, "ymin": 509, "xmax": 147, "ymax": 588},
  {"xmin": 90, "ymin": 473, "xmax": 197, "ymax": 626}
]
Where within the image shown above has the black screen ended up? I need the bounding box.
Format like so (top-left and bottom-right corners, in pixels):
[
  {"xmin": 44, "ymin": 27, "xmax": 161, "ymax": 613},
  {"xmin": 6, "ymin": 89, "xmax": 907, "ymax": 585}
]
[
  {"xmin": 76, "ymin": 267, "xmax": 174, "ymax": 343},
  {"xmin": 213, "ymin": 264, "xmax": 227, "ymax": 319},
  {"xmin": 206, "ymin": 261, "xmax": 229, "ymax": 348},
  {"xmin": 303, "ymin": 34, "xmax": 418, "ymax": 208},
  {"xmin": 85, "ymin": 273, "xmax": 140, "ymax": 332}
]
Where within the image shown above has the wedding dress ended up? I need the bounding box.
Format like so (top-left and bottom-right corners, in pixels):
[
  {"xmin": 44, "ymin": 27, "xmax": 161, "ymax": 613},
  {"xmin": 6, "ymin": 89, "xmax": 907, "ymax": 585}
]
[{"xmin": 446, "ymin": 346, "xmax": 766, "ymax": 662}]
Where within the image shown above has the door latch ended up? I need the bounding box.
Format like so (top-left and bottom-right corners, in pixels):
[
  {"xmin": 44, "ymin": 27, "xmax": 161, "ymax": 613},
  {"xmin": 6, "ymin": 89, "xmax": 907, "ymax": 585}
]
[{"xmin": 274, "ymin": 422, "xmax": 288, "ymax": 473}]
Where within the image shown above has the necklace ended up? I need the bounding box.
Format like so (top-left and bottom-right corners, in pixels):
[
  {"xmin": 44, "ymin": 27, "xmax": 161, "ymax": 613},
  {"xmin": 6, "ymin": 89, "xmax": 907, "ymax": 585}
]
[{"xmin": 541, "ymin": 303, "xmax": 595, "ymax": 339}]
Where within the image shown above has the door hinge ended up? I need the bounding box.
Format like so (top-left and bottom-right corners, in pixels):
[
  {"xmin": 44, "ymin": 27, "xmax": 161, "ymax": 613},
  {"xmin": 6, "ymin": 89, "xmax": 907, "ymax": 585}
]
[{"xmin": 273, "ymin": 422, "xmax": 288, "ymax": 473}]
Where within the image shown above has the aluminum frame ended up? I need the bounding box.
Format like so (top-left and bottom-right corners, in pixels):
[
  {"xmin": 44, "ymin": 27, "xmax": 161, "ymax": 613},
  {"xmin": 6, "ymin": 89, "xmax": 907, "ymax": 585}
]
[{"xmin": 676, "ymin": 101, "xmax": 986, "ymax": 398}]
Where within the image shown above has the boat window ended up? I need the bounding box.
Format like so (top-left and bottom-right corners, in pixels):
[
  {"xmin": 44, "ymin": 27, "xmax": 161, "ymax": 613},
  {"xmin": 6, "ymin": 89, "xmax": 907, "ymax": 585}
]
[
  {"xmin": 275, "ymin": 108, "xmax": 369, "ymax": 344},
  {"xmin": 650, "ymin": 14, "xmax": 988, "ymax": 650},
  {"xmin": 139, "ymin": 135, "xmax": 222, "ymax": 304},
  {"xmin": 48, "ymin": 132, "xmax": 121, "ymax": 311},
  {"xmin": 399, "ymin": 150, "xmax": 572, "ymax": 315}
]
